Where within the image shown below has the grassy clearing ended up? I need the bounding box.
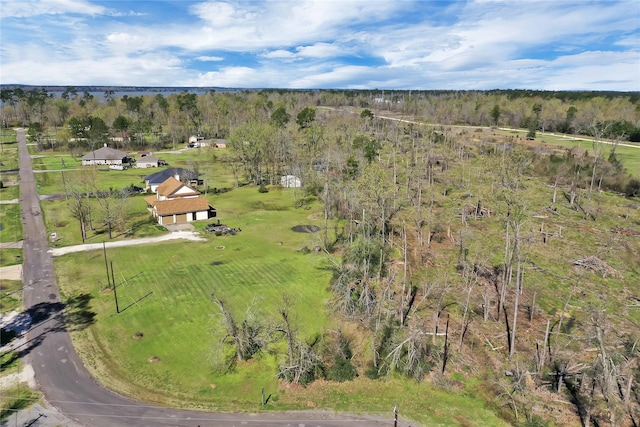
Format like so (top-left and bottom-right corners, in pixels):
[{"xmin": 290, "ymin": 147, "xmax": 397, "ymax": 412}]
[
  {"xmin": 0, "ymin": 279, "xmax": 22, "ymax": 313},
  {"xmin": 0, "ymin": 186, "xmax": 19, "ymax": 200},
  {"xmin": 0, "ymin": 204, "xmax": 22, "ymax": 243},
  {"xmin": 41, "ymin": 193, "xmax": 164, "ymax": 247},
  {"xmin": 0, "ymin": 249, "xmax": 22, "ymax": 268},
  {"xmin": 31, "ymin": 153, "xmax": 82, "ymax": 171}
]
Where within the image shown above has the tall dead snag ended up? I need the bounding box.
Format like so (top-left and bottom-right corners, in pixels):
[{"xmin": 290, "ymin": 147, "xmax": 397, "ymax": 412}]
[
  {"xmin": 211, "ymin": 292, "xmax": 265, "ymax": 363},
  {"xmin": 458, "ymin": 264, "xmax": 477, "ymax": 350},
  {"xmin": 275, "ymin": 295, "xmax": 323, "ymax": 385},
  {"xmin": 66, "ymin": 185, "xmax": 91, "ymax": 242}
]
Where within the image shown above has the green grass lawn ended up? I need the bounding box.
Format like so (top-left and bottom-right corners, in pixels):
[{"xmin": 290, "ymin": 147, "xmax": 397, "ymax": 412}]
[
  {"xmin": 42, "ymin": 194, "xmax": 166, "ymax": 247},
  {"xmin": 0, "ymin": 279, "xmax": 22, "ymax": 313},
  {"xmin": 31, "ymin": 153, "xmax": 82, "ymax": 171},
  {"xmin": 55, "ymin": 187, "xmax": 332, "ymax": 405},
  {"xmin": 0, "ymin": 249, "xmax": 22, "ymax": 268},
  {"xmin": 0, "ymin": 204, "xmax": 22, "ymax": 243}
]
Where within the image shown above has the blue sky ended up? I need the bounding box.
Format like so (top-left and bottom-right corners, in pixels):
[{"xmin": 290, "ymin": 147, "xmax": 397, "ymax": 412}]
[{"xmin": 1, "ymin": 0, "xmax": 639, "ymax": 90}]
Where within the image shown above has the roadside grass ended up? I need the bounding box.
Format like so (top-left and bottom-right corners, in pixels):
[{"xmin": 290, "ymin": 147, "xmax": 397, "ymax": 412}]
[
  {"xmin": 273, "ymin": 377, "xmax": 510, "ymax": 427},
  {"xmin": 0, "ymin": 130, "xmax": 19, "ymax": 189},
  {"xmin": 41, "ymin": 194, "xmax": 165, "ymax": 247},
  {"xmin": 0, "ymin": 185, "xmax": 19, "ymax": 201},
  {"xmin": 30, "ymin": 154, "xmax": 82, "ymax": 171},
  {"xmin": 0, "ymin": 130, "xmax": 17, "ymax": 144},
  {"xmin": 0, "ymin": 384, "xmax": 40, "ymax": 422},
  {"xmin": 0, "ymin": 279, "xmax": 22, "ymax": 313},
  {"xmin": 34, "ymin": 167, "xmax": 150, "ymax": 195},
  {"xmin": 0, "ymin": 204, "xmax": 22, "ymax": 243},
  {"xmin": 0, "ymin": 249, "xmax": 22, "ymax": 268}
]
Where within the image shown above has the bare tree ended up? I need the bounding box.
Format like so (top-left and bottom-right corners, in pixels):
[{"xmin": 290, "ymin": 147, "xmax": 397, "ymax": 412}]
[{"xmin": 211, "ymin": 292, "xmax": 266, "ymax": 363}]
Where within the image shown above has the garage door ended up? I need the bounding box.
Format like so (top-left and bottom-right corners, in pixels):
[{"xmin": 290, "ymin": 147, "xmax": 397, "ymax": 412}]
[{"xmin": 175, "ymin": 213, "xmax": 187, "ymax": 223}]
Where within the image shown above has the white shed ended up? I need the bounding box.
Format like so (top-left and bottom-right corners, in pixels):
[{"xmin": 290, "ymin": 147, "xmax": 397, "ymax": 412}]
[{"xmin": 281, "ymin": 175, "xmax": 301, "ymax": 188}]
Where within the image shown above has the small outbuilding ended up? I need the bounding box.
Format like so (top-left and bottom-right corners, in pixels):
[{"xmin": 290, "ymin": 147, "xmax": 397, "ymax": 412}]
[
  {"xmin": 281, "ymin": 175, "xmax": 302, "ymax": 188},
  {"xmin": 137, "ymin": 155, "xmax": 160, "ymax": 168}
]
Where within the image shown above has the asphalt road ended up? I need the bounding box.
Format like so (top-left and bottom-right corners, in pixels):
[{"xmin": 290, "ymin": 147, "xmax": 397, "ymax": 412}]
[{"xmin": 14, "ymin": 129, "xmax": 402, "ymax": 427}]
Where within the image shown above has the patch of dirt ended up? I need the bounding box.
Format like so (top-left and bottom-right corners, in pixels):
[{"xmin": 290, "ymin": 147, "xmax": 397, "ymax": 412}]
[
  {"xmin": 291, "ymin": 224, "xmax": 321, "ymax": 233},
  {"xmin": 148, "ymin": 356, "xmax": 160, "ymax": 363}
]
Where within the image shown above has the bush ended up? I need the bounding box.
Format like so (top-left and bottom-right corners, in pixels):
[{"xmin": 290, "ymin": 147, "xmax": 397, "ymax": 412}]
[
  {"xmin": 258, "ymin": 184, "xmax": 269, "ymax": 193},
  {"xmin": 364, "ymin": 364, "xmax": 382, "ymax": 379},
  {"xmin": 327, "ymin": 357, "xmax": 357, "ymax": 382}
]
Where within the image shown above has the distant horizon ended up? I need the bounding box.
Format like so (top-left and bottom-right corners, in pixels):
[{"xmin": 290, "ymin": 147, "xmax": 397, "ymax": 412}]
[
  {"xmin": 1, "ymin": 1, "xmax": 638, "ymax": 91},
  {"xmin": 2, "ymin": 84, "xmax": 639, "ymax": 95}
]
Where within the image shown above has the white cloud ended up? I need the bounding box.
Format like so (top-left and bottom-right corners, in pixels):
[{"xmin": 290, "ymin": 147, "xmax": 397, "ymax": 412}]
[
  {"xmin": 1, "ymin": 0, "xmax": 638, "ymax": 90},
  {"xmin": 1, "ymin": 0, "xmax": 106, "ymax": 18},
  {"xmin": 196, "ymin": 56, "xmax": 225, "ymax": 62},
  {"xmin": 260, "ymin": 50, "xmax": 296, "ymax": 60},
  {"xmin": 296, "ymin": 43, "xmax": 344, "ymax": 59}
]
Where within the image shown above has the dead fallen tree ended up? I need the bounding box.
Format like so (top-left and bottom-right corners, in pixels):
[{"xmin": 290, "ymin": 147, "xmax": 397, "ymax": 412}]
[{"xmin": 572, "ymin": 256, "xmax": 623, "ymax": 279}]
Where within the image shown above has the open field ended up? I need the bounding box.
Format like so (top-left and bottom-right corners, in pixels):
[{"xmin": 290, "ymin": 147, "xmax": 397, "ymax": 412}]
[
  {"xmin": 0, "ymin": 204, "xmax": 22, "ymax": 244},
  {"xmin": 499, "ymin": 128, "xmax": 640, "ymax": 175}
]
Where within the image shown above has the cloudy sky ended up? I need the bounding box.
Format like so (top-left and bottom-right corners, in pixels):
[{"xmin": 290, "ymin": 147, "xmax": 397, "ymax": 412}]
[{"xmin": 1, "ymin": 0, "xmax": 639, "ymax": 90}]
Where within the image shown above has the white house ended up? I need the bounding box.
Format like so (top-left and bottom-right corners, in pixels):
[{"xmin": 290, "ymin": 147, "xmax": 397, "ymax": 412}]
[
  {"xmin": 136, "ymin": 155, "xmax": 160, "ymax": 168},
  {"xmin": 81, "ymin": 144, "xmax": 129, "ymax": 166},
  {"xmin": 144, "ymin": 176, "xmax": 215, "ymax": 225},
  {"xmin": 281, "ymin": 175, "xmax": 302, "ymax": 188}
]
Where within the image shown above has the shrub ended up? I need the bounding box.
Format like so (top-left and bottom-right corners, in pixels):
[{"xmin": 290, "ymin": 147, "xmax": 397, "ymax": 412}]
[
  {"xmin": 258, "ymin": 184, "xmax": 269, "ymax": 193},
  {"xmin": 327, "ymin": 357, "xmax": 357, "ymax": 382}
]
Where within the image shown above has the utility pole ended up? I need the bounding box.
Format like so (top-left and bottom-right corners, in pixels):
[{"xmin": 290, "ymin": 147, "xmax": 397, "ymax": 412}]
[
  {"xmin": 103, "ymin": 242, "xmax": 110, "ymax": 289},
  {"xmin": 394, "ymin": 403, "xmax": 398, "ymax": 427},
  {"xmin": 110, "ymin": 261, "xmax": 119, "ymax": 313}
]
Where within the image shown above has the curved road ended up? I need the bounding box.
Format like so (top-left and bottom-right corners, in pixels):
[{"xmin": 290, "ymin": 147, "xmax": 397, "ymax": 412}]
[{"xmin": 16, "ymin": 129, "xmax": 400, "ymax": 427}]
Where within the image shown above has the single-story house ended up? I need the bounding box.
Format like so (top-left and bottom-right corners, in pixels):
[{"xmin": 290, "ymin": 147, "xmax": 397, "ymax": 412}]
[
  {"xmin": 144, "ymin": 168, "xmax": 200, "ymax": 193},
  {"xmin": 81, "ymin": 144, "xmax": 129, "ymax": 166},
  {"xmin": 110, "ymin": 132, "xmax": 131, "ymax": 144},
  {"xmin": 144, "ymin": 176, "xmax": 215, "ymax": 225},
  {"xmin": 281, "ymin": 175, "xmax": 302, "ymax": 188},
  {"xmin": 137, "ymin": 155, "xmax": 160, "ymax": 168}
]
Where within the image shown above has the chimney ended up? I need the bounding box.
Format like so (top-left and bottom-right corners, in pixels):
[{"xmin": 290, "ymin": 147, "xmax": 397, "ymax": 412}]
[{"xmin": 174, "ymin": 173, "xmax": 180, "ymax": 181}]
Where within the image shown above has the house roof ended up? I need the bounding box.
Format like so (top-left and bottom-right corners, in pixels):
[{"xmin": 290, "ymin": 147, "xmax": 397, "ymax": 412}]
[
  {"xmin": 156, "ymin": 176, "xmax": 199, "ymax": 198},
  {"xmin": 82, "ymin": 146, "xmax": 128, "ymax": 161},
  {"xmin": 144, "ymin": 168, "xmax": 199, "ymax": 184},
  {"xmin": 149, "ymin": 196, "xmax": 211, "ymax": 216},
  {"xmin": 137, "ymin": 155, "xmax": 159, "ymax": 163}
]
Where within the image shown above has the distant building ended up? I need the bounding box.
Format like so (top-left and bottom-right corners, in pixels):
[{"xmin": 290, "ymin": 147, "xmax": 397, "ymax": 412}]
[
  {"xmin": 81, "ymin": 144, "xmax": 129, "ymax": 166},
  {"xmin": 281, "ymin": 175, "xmax": 302, "ymax": 188},
  {"xmin": 136, "ymin": 155, "xmax": 160, "ymax": 168}
]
